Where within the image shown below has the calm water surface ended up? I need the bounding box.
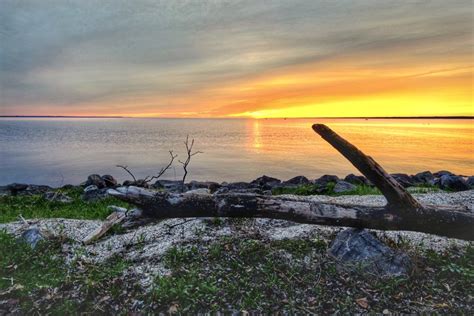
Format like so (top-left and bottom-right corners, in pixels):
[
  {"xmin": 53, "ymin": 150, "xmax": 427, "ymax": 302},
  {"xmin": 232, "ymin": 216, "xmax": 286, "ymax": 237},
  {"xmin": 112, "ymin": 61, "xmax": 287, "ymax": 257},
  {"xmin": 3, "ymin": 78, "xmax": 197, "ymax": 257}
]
[{"xmin": 0, "ymin": 118, "xmax": 472, "ymax": 186}]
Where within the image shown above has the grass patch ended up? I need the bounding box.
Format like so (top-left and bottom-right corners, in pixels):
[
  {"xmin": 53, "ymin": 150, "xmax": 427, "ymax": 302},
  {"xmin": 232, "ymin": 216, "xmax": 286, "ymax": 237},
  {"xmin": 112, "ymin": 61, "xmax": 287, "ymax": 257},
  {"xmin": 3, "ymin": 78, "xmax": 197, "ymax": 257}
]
[
  {"xmin": 273, "ymin": 183, "xmax": 442, "ymax": 196},
  {"xmin": 148, "ymin": 237, "xmax": 474, "ymax": 313},
  {"xmin": 0, "ymin": 229, "xmax": 132, "ymax": 314},
  {"xmin": 0, "ymin": 187, "xmax": 129, "ymax": 223}
]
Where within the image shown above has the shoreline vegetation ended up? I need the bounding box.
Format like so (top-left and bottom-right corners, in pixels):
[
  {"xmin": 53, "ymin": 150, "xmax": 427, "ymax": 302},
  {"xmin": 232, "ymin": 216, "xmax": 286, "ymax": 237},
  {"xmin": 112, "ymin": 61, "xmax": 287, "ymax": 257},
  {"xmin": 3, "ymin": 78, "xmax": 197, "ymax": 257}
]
[{"xmin": 0, "ymin": 170, "xmax": 473, "ymax": 313}]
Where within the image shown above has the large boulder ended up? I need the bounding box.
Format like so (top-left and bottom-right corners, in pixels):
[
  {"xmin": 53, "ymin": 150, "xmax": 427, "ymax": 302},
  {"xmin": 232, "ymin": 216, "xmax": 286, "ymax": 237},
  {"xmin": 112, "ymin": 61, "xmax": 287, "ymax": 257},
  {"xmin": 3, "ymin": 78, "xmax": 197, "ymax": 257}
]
[
  {"xmin": 437, "ymin": 174, "xmax": 470, "ymax": 192},
  {"xmin": 215, "ymin": 182, "xmax": 262, "ymax": 195},
  {"xmin": 314, "ymin": 175, "xmax": 339, "ymax": 187},
  {"xmin": 390, "ymin": 173, "xmax": 414, "ymax": 188},
  {"xmin": 85, "ymin": 174, "xmax": 106, "ymax": 189},
  {"xmin": 250, "ymin": 175, "xmax": 282, "ymax": 189},
  {"xmin": 412, "ymin": 171, "xmax": 435, "ymax": 185},
  {"xmin": 344, "ymin": 174, "xmax": 371, "ymax": 186},
  {"xmin": 329, "ymin": 228, "xmax": 412, "ymax": 277},
  {"xmin": 433, "ymin": 170, "xmax": 454, "ymax": 178},
  {"xmin": 333, "ymin": 180, "xmax": 356, "ymax": 194},
  {"xmin": 101, "ymin": 175, "xmax": 118, "ymax": 188},
  {"xmin": 282, "ymin": 176, "xmax": 311, "ymax": 186}
]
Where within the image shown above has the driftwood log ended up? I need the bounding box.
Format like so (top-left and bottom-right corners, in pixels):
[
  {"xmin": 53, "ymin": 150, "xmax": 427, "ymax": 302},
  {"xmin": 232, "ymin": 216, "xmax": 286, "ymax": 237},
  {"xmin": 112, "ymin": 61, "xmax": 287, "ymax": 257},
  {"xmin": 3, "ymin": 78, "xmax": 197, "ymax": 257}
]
[{"xmin": 108, "ymin": 124, "xmax": 474, "ymax": 241}]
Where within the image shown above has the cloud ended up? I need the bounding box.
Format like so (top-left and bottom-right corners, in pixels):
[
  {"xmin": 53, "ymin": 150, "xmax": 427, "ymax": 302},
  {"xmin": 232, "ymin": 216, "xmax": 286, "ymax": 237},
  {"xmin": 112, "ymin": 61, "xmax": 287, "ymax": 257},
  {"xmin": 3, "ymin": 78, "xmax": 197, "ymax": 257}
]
[{"xmin": 0, "ymin": 0, "xmax": 472, "ymax": 116}]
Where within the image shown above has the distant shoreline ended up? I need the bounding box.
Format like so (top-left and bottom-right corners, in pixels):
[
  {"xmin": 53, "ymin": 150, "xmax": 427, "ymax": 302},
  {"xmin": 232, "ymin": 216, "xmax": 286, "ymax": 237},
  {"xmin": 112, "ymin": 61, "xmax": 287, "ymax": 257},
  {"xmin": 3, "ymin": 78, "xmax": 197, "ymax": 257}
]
[{"xmin": 1, "ymin": 115, "xmax": 473, "ymax": 120}]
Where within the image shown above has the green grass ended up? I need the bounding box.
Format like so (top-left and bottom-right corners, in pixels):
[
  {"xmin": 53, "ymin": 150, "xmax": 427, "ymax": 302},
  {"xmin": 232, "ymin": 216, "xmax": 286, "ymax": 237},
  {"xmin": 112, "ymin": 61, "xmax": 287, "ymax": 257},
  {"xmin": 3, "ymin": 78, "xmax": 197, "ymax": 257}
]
[
  {"xmin": 272, "ymin": 183, "xmax": 381, "ymax": 196},
  {"xmin": 147, "ymin": 238, "xmax": 474, "ymax": 313},
  {"xmin": 0, "ymin": 229, "xmax": 131, "ymax": 314},
  {"xmin": 0, "ymin": 187, "xmax": 129, "ymax": 223},
  {"xmin": 272, "ymin": 183, "xmax": 441, "ymax": 196}
]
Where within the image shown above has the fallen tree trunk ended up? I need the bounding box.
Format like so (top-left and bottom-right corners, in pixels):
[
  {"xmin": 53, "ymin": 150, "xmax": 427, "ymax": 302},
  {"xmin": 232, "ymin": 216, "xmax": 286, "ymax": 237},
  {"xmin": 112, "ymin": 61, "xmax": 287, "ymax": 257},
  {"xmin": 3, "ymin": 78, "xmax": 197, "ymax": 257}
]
[{"xmin": 107, "ymin": 124, "xmax": 474, "ymax": 241}]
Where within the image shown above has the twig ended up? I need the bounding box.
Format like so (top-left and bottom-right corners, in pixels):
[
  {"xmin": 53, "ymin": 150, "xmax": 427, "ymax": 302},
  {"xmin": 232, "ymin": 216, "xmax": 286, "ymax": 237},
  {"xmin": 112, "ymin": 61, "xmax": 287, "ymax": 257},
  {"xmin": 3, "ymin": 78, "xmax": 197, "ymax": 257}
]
[
  {"xmin": 143, "ymin": 150, "xmax": 178, "ymax": 183},
  {"xmin": 116, "ymin": 165, "xmax": 137, "ymax": 182}
]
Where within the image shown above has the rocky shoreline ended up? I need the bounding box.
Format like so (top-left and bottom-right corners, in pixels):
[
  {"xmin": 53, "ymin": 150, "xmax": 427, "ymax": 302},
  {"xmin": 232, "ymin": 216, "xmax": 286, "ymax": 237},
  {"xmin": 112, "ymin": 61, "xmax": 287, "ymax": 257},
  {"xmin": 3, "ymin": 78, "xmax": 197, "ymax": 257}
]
[{"xmin": 1, "ymin": 170, "xmax": 473, "ymax": 202}]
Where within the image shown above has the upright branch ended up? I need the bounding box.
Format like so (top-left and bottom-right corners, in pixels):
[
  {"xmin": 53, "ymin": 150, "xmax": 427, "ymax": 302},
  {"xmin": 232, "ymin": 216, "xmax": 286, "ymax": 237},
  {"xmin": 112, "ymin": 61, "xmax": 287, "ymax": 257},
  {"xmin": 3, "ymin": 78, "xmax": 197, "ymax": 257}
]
[
  {"xmin": 178, "ymin": 135, "xmax": 203, "ymax": 192},
  {"xmin": 116, "ymin": 165, "xmax": 137, "ymax": 182},
  {"xmin": 143, "ymin": 150, "xmax": 178, "ymax": 183}
]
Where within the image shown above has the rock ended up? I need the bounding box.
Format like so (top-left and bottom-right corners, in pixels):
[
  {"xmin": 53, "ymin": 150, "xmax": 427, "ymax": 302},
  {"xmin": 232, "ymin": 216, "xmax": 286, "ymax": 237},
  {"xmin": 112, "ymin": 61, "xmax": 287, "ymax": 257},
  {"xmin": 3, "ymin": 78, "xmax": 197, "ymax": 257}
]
[
  {"xmin": 43, "ymin": 191, "xmax": 73, "ymax": 203},
  {"xmin": 412, "ymin": 171, "xmax": 435, "ymax": 185},
  {"xmin": 20, "ymin": 228, "xmax": 44, "ymax": 249},
  {"xmin": 6, "ymin": 183, "xmax": 28, "ymax": 195},
  {"xmin": 433, "ymin": 170, "xmax": 454, "ymax": 178},
  {"xmin": 85, "ymin": 174, "xmax": 106, "ymax": 189},
  {"xmin": 314, "ymin": 175, "xmax": 339, "ymax": 187},
  {"xmin": 250, "ymin": 175, "xmax": 282, "ymax": 189},
  {"xmin": 152, "ymin": 180, "xmax": 183, "ymax": 192},
  {"xmin": 437, "ymin": 174, "xmax": 470, "ymax": 192},
  {"xmin": 390, "ymin": 173, "xmax": 414, "ymax": 188},
  {"xmin": 329, "ymin": 228, "xmax": 412, "ymax": 277},
  {"xmin": 101, "ymin": 175, "xmax": 118, "ymax": 187},
  {"xmin": 123, "ymin": 179, "xmax": 150, "ymax": 188},
  {"xmin": 83, "ymin": 185, "xmax": 109, "ymax": 202},
  {"xmin": 344, "ymin": 174, "xmax": 371, "ymax": 186},
  {"xmin": 283, "ymin": 176, "xmax": 311, "ymax": 186},
  {"xmin": 333, "ymin": 180, "xmax": 356, "ymax": 193},
  {"xmin": 187, "ymin": 181, "xmax": 221, "ymax": 193},
  {"xmin": 84, "ymin": 185, "xmax": 98, "ymax": 192},
  {"xmin": 467, "ymin": 176, "xmax": 474, "ymax": 188}
]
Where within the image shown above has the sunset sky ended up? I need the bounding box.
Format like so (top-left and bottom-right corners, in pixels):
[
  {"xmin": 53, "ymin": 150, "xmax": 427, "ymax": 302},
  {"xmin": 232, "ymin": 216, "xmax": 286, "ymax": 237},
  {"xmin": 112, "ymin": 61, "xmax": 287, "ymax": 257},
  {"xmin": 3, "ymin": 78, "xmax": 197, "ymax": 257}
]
[{"xmin": 1, "ymin": 0, "xmax": 472, "ymax": 118}]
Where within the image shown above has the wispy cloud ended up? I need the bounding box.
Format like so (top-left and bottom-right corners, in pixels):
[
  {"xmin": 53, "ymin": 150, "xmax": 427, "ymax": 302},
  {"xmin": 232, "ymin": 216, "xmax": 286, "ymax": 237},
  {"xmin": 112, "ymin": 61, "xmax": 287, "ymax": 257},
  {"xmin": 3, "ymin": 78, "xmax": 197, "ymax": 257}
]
[{"xmin": 0, "ymin": 0, "xmax": 472, "ymax": 116}]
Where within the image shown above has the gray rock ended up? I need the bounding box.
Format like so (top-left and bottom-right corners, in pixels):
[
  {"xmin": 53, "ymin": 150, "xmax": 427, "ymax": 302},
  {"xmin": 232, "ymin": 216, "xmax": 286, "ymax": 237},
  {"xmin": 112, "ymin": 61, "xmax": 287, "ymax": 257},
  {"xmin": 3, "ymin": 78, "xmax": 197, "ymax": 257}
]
[
  {"xmin": 329, "ymin": 228, "xmax": 412, "ymax": 277},
  {"xmin": 6, "ymin": 183, "xmax": 28, "ymax": 195},
  {"xmin": 84, "ymin": 185, "xmax": 98, "ymax": 192},
  {"xmin": 390, "ymin": 173, "xmax": 414, "ymax": 188},
  {"xmin": 433, "ymin": 170, "xmax": 454, "ymax": 178},
  {"xmin": 412, "ymin": 171, "xmax": 435, "ymax": 185},
  {"xmin": 85, "ymin": 174, "xmax": 106, "ymax": 189},
  {"xmin": 283, "ymin": 176, "xmax": 311, "ymax": 186},
  {"xmin": 437, "ymin": 174, "xmax": 470, "ymax": 192},
  {"xmin": 251, "ymin": 175, "xmax": 282, "ymax": 189},
  {"xmin": 344, "ymin": 174, "xmax": 371, "ymax": 186},
  {"xmin": 83, "ymin": 185, "xmax": 109, "ymax": 202},
  {"xmin": 152, "ymin": 180, "xmax": 183, "ymax": 192},
  {"xmin": 20, "ymin": 228, "xmax": 44, "ymax": 249},
  {"xmin": 187, "ymin": 181, "xmax": 221, "ymax": 193},
  {"xmin": 333, "ymin": 180, "xmax": 356, "ymax": 193},
  {"xmin": 43, "ymin": 191, "xmax": 73, "ymax": 203},
  {"xmin": 467, "ymin": 176, "xmax": 474, "ymax": 188},
  {"xmin": 101, "ymin": 175, "xmax": 118, "ymax": 187},
  {"xmin": 314, "ymin": 175, "xmax": 339, "ymax": 187}
]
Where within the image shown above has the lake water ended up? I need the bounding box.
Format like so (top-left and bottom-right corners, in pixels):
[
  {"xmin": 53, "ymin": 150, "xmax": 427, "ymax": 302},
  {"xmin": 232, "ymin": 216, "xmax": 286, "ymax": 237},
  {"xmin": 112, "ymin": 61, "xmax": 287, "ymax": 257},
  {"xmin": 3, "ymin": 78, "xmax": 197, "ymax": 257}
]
[{"xmin": 0, "ymin": 118, "xmax": 472, "ymax": 186}]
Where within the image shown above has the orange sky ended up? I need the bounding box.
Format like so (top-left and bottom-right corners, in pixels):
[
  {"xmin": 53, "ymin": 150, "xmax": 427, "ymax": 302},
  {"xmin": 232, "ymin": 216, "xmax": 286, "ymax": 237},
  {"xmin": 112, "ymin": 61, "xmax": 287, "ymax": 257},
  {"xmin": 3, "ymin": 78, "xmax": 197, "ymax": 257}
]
[{"xmin": 1, "ymin": 1, "xmax": 473, "ymax": 118}]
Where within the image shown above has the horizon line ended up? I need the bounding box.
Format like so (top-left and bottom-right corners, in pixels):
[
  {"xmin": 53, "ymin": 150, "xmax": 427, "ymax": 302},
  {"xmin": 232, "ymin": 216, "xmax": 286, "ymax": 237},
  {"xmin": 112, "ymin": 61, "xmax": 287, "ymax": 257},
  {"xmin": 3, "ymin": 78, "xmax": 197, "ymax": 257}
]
[{"xmin": 0, "ymin": 115, "xmax": 473, "ymax": 120}]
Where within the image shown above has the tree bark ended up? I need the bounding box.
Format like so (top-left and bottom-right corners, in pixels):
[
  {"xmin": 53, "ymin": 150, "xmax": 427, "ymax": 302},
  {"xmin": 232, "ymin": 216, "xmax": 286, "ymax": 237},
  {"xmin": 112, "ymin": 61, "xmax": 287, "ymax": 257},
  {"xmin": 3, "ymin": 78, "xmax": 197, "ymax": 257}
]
[{"xmin": 107, "ymin": 124, "xmax": 474, "ymax": 241}]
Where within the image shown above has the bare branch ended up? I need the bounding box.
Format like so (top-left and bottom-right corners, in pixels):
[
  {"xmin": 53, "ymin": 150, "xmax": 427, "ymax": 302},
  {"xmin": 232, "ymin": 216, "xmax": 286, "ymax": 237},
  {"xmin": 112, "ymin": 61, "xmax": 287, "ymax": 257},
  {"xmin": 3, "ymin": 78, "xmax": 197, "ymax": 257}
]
[
  {"xmin": 143, "ymin": 150, "xmax": 178, "ymax": 183},
  {"xmin": 179, "ymin": 135, "xmax": 202, "ymax": 192},
  {"xmin": 116, "ymin": 165, "xmax": 137, "ymax": 182}
]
